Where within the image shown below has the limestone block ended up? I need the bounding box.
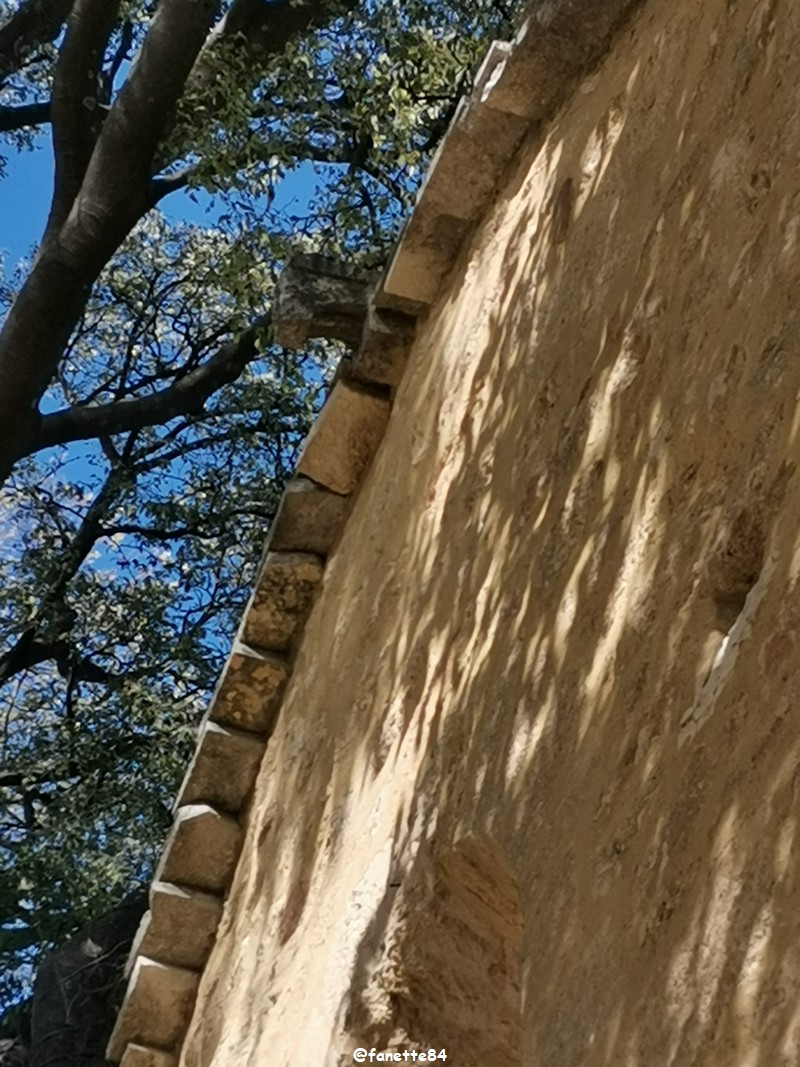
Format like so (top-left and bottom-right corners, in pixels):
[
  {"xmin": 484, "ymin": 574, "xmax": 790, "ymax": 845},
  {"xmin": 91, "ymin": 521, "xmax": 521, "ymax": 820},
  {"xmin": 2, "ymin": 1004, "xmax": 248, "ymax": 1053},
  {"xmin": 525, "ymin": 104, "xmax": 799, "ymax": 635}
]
[
  {"xmin": 269, "ymin": 477, "xmax": 350, "ymax": 556},
  {"xmin": 380, "ymin": 211, "xmax": 471, "ymax": 308},
  {"xmin": 107, "ymin": 957, "xmax": 198, "ymax": 1061},
  {"xmin": 120, "ymin": 1044, "xmax": 177, "ymax": 1067},
  {"xmin": 382, "ymin": 95, "xmax": 524, "ymax": 309},
  {"xmin": 208, "ymin": 641, "xmax": 289, "ymax": 736},
  {"xmin": 296, "ymin": 380, "xmax": 391, "ymax": 495},
  {"xmin": 274, "ymin": 254, "xmax": 377, "ymax": 348},
  {"xmin": 478, "ymin": 0, "xmax": 642, "ymax": 120},
  {"xmin": 242, "ymin": 551, "xmax": 324, "ymax": 652},
  {"xmin": 176, "ymin": 720, "xmax": 265, "ymax": 814},
  {"xmin": 342, "ymin": 306, "xmax": 416, "ymax": 389},
  {"xmin": 155, "ymin": 805, "xmax": 243, "ymax": 894},
  {"xmin": 130, "ymin": 882, "xmax": 223, "ymax": 973},
  {"xmin": 412, "ymin": 96, "xmax": 526, "ymax": 224}
]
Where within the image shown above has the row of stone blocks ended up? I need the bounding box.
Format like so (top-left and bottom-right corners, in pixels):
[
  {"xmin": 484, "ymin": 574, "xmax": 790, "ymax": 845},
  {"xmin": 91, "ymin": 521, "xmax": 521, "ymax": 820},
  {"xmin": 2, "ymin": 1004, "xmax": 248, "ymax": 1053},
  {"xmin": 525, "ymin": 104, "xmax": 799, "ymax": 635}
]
[
  {"xmin": 109, "ymin": 1, "xmax": 645, "ymax": 1061},
  {"xmin": 108, "ymin": 344, "xmax": 405, "ymax": 1064},
  {"xmin": 378, "ymin": 0, "xmax": 646, "ymax": 312}
]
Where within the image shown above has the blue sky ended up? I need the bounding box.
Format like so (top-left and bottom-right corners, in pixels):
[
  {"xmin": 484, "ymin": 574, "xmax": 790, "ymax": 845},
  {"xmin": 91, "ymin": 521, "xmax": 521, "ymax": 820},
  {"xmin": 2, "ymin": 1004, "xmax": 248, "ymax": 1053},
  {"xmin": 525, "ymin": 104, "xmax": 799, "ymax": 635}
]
[{"xmin": 0, "ymin": 134, "xmax": 323, "ymax": 273}]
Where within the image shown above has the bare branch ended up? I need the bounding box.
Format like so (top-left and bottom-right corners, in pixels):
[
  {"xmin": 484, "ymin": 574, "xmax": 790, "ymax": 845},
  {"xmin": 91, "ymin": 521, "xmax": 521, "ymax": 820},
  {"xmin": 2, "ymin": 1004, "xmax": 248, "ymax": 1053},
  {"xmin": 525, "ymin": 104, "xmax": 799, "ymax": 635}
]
[{"xmin": 31, "ymin": 314, "xmax": 271, "ymax": 454}]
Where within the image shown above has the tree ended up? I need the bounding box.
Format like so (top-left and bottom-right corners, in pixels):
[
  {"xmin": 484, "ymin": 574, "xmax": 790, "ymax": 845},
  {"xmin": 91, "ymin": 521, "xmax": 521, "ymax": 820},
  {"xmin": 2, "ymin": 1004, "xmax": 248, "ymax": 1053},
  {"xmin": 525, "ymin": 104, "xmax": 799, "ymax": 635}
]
[{"xmin": 0, "ymin": 0, "xmax": 523, "ymax": 1020}]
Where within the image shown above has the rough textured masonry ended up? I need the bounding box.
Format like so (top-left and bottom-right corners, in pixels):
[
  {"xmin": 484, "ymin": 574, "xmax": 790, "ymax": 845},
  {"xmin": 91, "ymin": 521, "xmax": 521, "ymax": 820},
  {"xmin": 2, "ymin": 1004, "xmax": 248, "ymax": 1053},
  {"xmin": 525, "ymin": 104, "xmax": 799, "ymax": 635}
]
[{"xmin": 111, "ymin": 0, "xmax": 800, "ymax": 1063}]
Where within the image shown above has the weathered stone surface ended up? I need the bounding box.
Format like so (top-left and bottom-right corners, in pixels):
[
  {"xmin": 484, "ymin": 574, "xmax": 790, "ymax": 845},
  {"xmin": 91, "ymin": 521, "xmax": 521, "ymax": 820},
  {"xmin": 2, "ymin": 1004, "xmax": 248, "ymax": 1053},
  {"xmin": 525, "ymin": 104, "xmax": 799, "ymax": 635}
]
[
  {"xmin": 342, "ymin": 306, "xmax": 416, "ymax": 389},
  {"xmin": 209, "ymin": 641, "xmax": 289, "ymax": 736},
  {"xmin": 478, "ymin": 0, "xmax": 645, "ymax": 119},
  {"xmin": 120, "ymin": 1043, "xmax": 177, "ymax": 1067},
  {"xmin": 472, "ymin": 39, "xmax": 514, "ymax": 102},
  {"xmin": 242, "ymin": 551, "xmax": 324, "ymax": 652},
  {"xmin": 176, "ymin": 720, "xmax": 265, "ymax": 814},
  {"xmin": 274, "ymin": 254, "xmax": 378, "ymax": 348},
  {"xmin": 269, "ymin": 477, "xmax": 350, "ymax": 556},
  {"xmin": 418, "ymin": 97, "xmax": 527, "ymax": 223},
  {"xmin": 379, "ymin": 211, "xmax": 472, "ymax": 308},
  {"xmin": 155, "ymin": 805, "xmax": 243, "ymax": 894},
  {"xmin": 180, "ymin": 0, "xmax": 800, "ymax": 1062},
  {"xmin": 107, "ymin": 958, "xmax": 198, "ymax": 1061},
  {"xmin": 130, "ymin": 882, "xmax": 223, "ymax": 973},
  {"xmin": 296, "ymin": 380, "xmax": 391, "ymax": 495},
  {"xmin": 381, "ymin": 96, "xmax": 525, "ymax": 309}
]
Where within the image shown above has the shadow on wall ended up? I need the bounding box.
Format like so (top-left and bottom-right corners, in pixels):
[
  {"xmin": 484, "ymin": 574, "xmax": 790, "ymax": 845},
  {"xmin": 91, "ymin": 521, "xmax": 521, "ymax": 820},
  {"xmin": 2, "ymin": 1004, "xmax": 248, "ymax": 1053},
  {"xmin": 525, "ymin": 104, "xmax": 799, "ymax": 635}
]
[
  {"xmin": 337, "ymin": 835, "xmax": 523, "ymax": 1065},
  {"xmin": 183, "ymin": 0, "xmax": 800, "ymax": 1064}
]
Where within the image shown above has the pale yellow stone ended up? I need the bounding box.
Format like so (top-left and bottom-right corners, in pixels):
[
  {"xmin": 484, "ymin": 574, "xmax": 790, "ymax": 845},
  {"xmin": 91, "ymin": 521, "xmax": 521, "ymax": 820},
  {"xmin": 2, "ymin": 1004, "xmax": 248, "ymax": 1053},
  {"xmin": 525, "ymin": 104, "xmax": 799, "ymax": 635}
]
[
  {"xmin": 296, "ymin": 381, "xmax": 390, "ymax": 495},
  {"xmin": 176, "ymin": 720, "xmax": 265, "ymax": 814},
  {"xmin": 129, "ymin": 882, "xmax": 223, "ymax": 973},
  {"xmin": 119, "ymin": 1043, "xmax": 177, "ymax": 1067},
  {"xmin": 269, "ymin": 477, "xmax": 349, "ymax": 556},
  {"xmin": 209, "ymin": 642, "xmax": 289, "ymax": 736},
  {"xmin": 241, "ymin": 551, "xmax": 324, "ymax": 652}
]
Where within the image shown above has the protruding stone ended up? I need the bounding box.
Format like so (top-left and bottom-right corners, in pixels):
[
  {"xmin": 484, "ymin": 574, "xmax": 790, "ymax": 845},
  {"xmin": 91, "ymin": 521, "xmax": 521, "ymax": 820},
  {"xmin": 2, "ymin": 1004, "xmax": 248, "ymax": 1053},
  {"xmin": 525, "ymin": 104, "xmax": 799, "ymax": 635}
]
[
  {"xmin": 478, "ymin": 1, "xmax": 642, "ymax": 120},
  {"xmin": 177, "ymin": 720, "xmax": 265, "ymax": 814},
  {"xmin": 342, "ymin": 306, "xmax": 416, "ymax": 388},
  {"xmin": 382, "ymin": 94, "xmax": 525, "ymax": 309},
  {"xmin": 297, "ymin": 380, "xmax": 390, "ymax": 495},
  {"xmin": 380, "ymin": 211, "xmax": 472, "ymax": 308},
  {"xmin": 129, "ymin": 882, "xmax": 223, "ymax": 973},
  {"xmin": 418, "ymin": 97, "xmax": 526, "ymax": 223},
  {"xmin": 274, "ymin": 254, "xmax": 378, "ymax": 348},
  {"xmin": 242, "ymin": 552, "xmax": 324, "ymax": 652},
  {"xmin": 269, "ymin": 478, "xmax": 350, "ymax": 556},
  {"xmin": 155, "ymin": 805, "xmax": 243, "ymax": 894},
  {"xmin": 107, "ymin": 958, "xmax": 198, "ymax": 1061},
  {"xmin": 209, "ymin": 642, "xmax": 289, "ymax": 736},
  {"xmin": 120, "ymin": 1045, "xmax": 177, "ymax": 1067}
]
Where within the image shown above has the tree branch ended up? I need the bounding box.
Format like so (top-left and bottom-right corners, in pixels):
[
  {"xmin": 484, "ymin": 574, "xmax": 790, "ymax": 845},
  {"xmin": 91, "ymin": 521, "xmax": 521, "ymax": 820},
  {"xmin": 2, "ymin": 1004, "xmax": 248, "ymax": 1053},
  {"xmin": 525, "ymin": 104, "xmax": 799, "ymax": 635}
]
[
  {"xmin": 0, "ymin": 0, "xmax": 74, "ymax": 87},
  {"xmin": 31, "ymin": 314, "xmax": 271, "ymax": 454},
  {"xmin": 0, "ymin": 0, "xmax": 223, "ymax": 484},
  {"xmin": 189, "ymin": 0, "xmax": 359, "ymax": 98},
  {"xmin": 46, "ymin": 0, "xmax": 122, "ymax": 234},
  {"xmin": 0, "ymin": 629, "xmax": 112, "ymax": 685},
  {"xmin": 0, "ymin": 0, "xmax": 353, "ymax": 485},
  {"xmin": 0, "ymin": 100, "xmax": 51, "ymax": 133}
]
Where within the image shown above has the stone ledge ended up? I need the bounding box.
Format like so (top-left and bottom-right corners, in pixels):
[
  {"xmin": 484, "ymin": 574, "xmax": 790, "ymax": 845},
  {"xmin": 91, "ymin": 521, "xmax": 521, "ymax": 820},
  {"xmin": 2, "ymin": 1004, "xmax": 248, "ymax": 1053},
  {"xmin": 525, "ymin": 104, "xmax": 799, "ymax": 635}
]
[
  {"xmin": 380, "ymin": 0, "xmax": 645, "ymax": 310},
  {"xmin": 412, "ymin": 95, "xmax": 527, "ymax": 224},
  {"xmin": 107, "ymin": 958, "xmax": 198, "ymax": 1061},
  {"xmin": 296, "ymin": 380, "xmax": 391, "ymax": 495},
  {"xmin": 342, "ymin": 305, "xmax": 417, "ymax": 389},
  {"xmin": 120, "ymin": 1045, "xmax": 177, "ymax": 1067},
  {"xmin": 241, "ymin": 551, "xmax": 324, "ymax": 652},
  {"xmin": 208, "ymin": 641, "xmax": 289, "ymax": 736},
  {"xmin": 154, "ymin": 805, "xmax": 243, "ymax": 894},
  {"xmin": 129, "ymin": 882, "xmax": 223, "ymax": 973},
  {"xmin": 269, "ymin": 477, "xmax": 350, "ymax": 557},
  {"xmin": 478, "ymin": 0, "xmax": 645, "ymax": 119},
  {"xmin": 176, "ymin": 720, "xmax": 265, "ymax": 814}
]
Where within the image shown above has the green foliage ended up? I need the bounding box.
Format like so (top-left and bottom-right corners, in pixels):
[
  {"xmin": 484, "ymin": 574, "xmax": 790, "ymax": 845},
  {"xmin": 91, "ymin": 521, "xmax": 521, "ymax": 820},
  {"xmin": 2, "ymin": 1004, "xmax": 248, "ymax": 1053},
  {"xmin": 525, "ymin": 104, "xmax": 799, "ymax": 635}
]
[{"xmin": 0, "ymin": 0, "xmax": 524, "ymax": 1013}]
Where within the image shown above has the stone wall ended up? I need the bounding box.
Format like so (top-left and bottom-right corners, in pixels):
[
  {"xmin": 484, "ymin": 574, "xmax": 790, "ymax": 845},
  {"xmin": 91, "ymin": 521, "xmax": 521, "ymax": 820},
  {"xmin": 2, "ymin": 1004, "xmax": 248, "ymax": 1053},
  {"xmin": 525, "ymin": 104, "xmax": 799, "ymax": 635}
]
[{"xmin": 114, "ymin": 0, "xmax": 800, "ymax": 1062}]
